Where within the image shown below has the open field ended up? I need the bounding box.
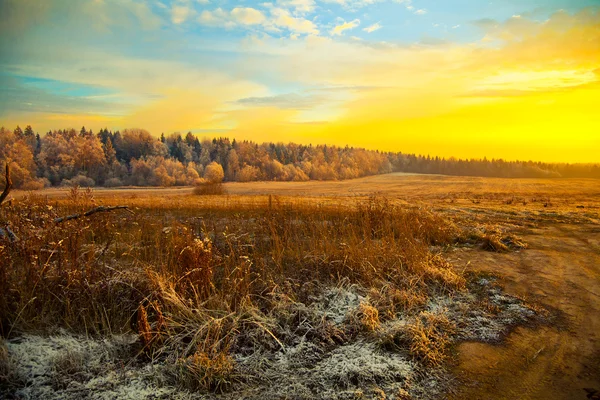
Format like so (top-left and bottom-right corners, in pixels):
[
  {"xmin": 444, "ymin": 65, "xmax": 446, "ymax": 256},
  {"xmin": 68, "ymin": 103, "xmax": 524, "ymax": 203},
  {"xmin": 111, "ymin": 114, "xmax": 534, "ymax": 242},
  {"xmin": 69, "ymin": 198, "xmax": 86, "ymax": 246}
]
[
  {"xmin": 3, "ymin": 173, "xmax": 600, "ymax": 399},
  {"xmin": 20, "ymin": 173, "xmax": 600, "ymax": 205}
]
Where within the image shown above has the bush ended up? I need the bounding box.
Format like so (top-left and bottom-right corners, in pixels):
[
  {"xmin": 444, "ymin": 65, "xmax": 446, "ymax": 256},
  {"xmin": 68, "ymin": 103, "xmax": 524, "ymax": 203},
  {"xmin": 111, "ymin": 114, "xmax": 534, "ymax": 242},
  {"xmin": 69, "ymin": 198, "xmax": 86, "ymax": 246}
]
[
  {"xmin": 104, "ymin": 177, "xmax": 123, "ymax": 188},
  {"xmin": 193, "ymin": 183, "xmax": 226, "ymax": 196},
  {"xmin": 62, "ymin": 174, "xmax": 96, "ymax": 188},
  {"xmin": 21, "ymin": 178, "xmax": 50, "ymax": 190}
]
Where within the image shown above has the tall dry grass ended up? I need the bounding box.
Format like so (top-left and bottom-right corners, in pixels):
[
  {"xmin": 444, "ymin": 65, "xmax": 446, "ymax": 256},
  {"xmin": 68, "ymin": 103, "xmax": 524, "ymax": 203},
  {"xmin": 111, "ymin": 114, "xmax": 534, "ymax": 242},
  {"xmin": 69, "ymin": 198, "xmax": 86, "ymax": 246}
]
[{"xmin": 0, "ymin": 191, "xmax": 466, "ymax": 390}]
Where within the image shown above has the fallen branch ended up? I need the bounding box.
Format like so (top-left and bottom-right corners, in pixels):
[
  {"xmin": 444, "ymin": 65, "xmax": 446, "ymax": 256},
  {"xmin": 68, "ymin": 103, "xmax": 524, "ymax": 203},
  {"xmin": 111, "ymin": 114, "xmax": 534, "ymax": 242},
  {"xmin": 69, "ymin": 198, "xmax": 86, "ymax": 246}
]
[
  {"xmin": 0, "ymin": 225, "xmax": 18, "ymax": 242},
  {"xmin": 55, "ymin": 205, "xmax": 132, "ymax": 223},
  {"xmin": 0, "ymin": 164, "xmax": 12, "ymax": 206}
]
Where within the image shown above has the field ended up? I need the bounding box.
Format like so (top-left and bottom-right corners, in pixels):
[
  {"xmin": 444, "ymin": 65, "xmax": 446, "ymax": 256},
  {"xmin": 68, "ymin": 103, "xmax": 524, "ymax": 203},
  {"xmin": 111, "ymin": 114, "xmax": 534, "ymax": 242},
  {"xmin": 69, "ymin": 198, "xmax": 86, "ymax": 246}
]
[{"xmin": 2, "ymin": 173, "xmax": 600, "ymax": 399}]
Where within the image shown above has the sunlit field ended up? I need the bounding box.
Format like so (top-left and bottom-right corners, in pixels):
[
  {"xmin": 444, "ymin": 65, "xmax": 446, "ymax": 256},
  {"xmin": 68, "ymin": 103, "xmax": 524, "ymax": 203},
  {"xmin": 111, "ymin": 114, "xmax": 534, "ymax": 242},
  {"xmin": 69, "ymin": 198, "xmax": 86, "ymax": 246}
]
[{"xmin": 2, "ymin": 174, "xmax": 599, "ymax": 399}]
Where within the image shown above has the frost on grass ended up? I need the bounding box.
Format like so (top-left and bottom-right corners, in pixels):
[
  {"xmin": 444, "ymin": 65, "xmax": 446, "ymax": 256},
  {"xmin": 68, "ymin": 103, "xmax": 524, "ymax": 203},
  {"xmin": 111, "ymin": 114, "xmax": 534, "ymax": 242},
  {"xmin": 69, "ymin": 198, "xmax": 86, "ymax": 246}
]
[
  {"xmin": 237, "ymin": 340, "xmax": 420, "ymax": 400},
  {"xmin": 316, "ymin": 285, "xmax": 365, "ymax": 325},
  {"xmin": 429, "ymin": 277, "xmax": 539, "ymax": 342},
  {"xmin": 1, "ymin": 333, "xmax": 178, "ymax": 400},
  {"xmin": 1, "ymin": 282, "xmax": 542, "ymax": 400}
]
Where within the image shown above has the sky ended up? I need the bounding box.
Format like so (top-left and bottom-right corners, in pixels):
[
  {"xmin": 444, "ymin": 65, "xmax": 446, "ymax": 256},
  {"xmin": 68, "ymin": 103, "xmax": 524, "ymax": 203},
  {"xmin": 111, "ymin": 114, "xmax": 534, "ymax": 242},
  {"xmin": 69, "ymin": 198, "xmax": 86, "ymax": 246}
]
[{"xmin": 0, "ymin": 0, "xmax": 599, "ymax": 163}]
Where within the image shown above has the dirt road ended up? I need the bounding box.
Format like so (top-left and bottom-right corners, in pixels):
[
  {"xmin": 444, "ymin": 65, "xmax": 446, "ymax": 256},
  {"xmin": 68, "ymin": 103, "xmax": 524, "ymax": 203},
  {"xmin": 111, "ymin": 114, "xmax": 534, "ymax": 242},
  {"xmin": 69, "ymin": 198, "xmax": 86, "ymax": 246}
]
[{"xmin": 449, "ymin": 222, "xmax": 600, "ymax": 400}]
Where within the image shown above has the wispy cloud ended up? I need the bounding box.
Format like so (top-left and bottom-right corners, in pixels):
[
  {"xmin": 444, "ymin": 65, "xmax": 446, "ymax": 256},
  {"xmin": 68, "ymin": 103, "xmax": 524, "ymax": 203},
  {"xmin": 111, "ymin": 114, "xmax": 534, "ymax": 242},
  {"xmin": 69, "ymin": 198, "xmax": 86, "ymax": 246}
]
[
  {"xmin": 199, "ymin": 7, "xmax": 266, "ymax": 27},
  {"xmin": 363, "ymin": 22, "xmax": 381, "ymax": 33},
  {"xmin": 331, "ymin": 19, "xmax": 360, "ymax": 36},
  {"xmin": 276, "ymin": 0, "xmax": 316, "ymax": 14},
  {"xmin": 393, "ymin": 0, "xmax": 427, "ymax": 15},
  {"xmin": 321, "ymin": 0, "xmax": 377, "ymax": 11},
  {"xmin": 236, "ymin": 93, "xmax": 323, "ymax": 109},
  {"xmin": 198, "ymin": 6, "xmax": 317, "ymax": 34}
]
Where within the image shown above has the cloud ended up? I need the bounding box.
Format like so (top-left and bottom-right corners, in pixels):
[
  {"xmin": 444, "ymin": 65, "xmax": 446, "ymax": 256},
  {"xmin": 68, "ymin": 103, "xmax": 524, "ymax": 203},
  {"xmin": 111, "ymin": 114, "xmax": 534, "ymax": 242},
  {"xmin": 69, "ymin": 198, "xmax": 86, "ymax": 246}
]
[
  {"xmin": 468, "ymin": 70, "xmax": 599, "ymax": 96},
  {"xmin": 363, "ymin": 22, "xmax": 381, "ymax": 33},
  {"xmin": 393, "ymin": 0, "xmax": 426, "ymax": 15},
  {"xmin": 198, "ymin": 8, "xmax": 233, "ymax": 27},
  {"xmin": 79, "ymin": 0, "xmax": 163, "ymax": 31},
  {"xmin": 236, "ymin": 93, "xmax": 323, "ymax": 109},
  {"xmin": 276, "ymin": 0, "xmax": 315, "ymax": 14},
  {"xmin": 198, "ymin": 6, "xmax": 316, "ymax": 34},
  {"xmin": 0, "ymin": 75, "xmax": 132, "ymax": 118},
  {"xmin": 320, "ymin": 0, "xmax": 377, "ymax": 11},
  {"xmin": 470, "ymin": 9, "xmax": 600, "ymax": 43},
  {"xmin": 331, "ymin": 19, "xmax": 360, "ymax": 36},
  {"xmin": 199, "ymin": 7, "xmax": 266, "ymax": 28},
  {"xmin": 171, "ymin": 5, "xmax": 193, "ymax": 24},
  {"xmin": 270, "ymin": 7, "xmax": 319, "ymax": 34},
  {"xmin": 118, "ymin": 0, "xmax": 163, "ymax": 30},
  {"xmin": 231, "ymin": 7, "xmax": 267, "ymax": 25}
]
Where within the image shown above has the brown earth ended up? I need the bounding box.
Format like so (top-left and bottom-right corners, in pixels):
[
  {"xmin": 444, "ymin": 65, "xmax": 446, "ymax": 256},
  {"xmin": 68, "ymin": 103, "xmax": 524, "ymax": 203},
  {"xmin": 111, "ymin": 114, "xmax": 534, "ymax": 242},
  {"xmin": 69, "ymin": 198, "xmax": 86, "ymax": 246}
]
[{"xmin": 448, "ymin": 222, "xmax": 600, "ymax": 400}]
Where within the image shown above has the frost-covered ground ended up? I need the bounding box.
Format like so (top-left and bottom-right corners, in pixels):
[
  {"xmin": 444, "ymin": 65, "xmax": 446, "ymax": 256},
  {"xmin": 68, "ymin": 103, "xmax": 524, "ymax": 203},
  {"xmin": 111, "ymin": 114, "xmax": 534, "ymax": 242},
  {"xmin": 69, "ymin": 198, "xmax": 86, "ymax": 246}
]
[{"xmin": 1, "ymin": 278, "xmax": 541, "ymax": 400}]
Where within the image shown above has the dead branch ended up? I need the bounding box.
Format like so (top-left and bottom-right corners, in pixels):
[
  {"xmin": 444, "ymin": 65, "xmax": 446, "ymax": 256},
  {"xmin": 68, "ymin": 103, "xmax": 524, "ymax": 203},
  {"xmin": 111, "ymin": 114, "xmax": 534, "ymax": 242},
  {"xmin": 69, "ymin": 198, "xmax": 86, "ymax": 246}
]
[
  {"xmin": 0, "ymin": 163, "xmax": 12, "ymax": 206},
  {"xmin": 0, "ymin": 225, "xmax": 18, "ymax": 242},
  {"xmin": 55, "ymin": 205, "xmax": 133, "ymax": 223}
]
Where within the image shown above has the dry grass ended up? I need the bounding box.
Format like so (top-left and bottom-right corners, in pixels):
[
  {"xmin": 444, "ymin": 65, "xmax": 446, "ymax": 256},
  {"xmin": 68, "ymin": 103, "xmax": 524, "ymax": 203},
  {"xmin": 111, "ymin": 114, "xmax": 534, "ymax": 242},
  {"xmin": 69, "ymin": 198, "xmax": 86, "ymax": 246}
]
[
  {"xmin": 0, "ymin": 338, "xmax": 8, "ymax": 380},
  {"xmin": 480, "ymin": 232, "xmax": 528, "ymax": 253},
  {"xmin": 0, "ymin": 186, "xmax": 545, "ymax": 397}
]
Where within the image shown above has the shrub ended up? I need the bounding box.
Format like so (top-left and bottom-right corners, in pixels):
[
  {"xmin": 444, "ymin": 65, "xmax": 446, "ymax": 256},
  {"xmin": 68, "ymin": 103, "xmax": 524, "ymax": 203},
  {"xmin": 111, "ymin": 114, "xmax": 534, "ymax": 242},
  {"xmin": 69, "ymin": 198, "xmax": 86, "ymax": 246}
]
[
  {"xmin": 20, "ymin": 178, "xmax": 49, "ymax": 190},
  {"xmin": 193, "ymin": 183, "xmax": 226, "ymax": 196},
  {"xmin": 63, "ymin": 174, "xmax": 96, "ymax": 187},
  {"xmin": 104, "ymin": 177, "xmax": 123, "ymax": 187}
]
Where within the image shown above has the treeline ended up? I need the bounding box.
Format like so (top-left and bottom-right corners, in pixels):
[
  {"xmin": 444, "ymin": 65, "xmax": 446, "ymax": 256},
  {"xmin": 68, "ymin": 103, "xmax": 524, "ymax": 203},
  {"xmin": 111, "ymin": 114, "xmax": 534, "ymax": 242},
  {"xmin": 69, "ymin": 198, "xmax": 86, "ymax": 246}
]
[{"xmin": 1, "ymin": 125, "xmax": 599, "ymax": 189}]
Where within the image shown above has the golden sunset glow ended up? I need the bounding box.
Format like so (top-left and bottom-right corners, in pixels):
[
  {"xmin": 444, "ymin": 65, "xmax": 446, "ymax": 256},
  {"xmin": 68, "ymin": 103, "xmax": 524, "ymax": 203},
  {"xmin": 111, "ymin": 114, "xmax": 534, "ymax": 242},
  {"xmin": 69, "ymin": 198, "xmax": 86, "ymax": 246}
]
[{"xmin": 1, "ymin": 1, "xmax": 599, "ymax": 162}]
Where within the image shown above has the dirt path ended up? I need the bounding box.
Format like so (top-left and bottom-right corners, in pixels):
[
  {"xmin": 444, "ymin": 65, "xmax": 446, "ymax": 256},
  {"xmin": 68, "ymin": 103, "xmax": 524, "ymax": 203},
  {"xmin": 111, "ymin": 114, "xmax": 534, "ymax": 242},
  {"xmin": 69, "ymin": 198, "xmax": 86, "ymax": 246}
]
[{"xmin": 449, "ymin": 222, "xmax": 600, "ymax": 400}]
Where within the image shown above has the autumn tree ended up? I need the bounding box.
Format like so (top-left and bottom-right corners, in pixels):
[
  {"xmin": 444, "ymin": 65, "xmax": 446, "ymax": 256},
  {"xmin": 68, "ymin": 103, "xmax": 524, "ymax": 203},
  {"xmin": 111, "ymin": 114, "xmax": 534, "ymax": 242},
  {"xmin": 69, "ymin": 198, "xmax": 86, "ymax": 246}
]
[{"xmin": 204, "ymin": 161, "xmax": 224, "ymax": 184}]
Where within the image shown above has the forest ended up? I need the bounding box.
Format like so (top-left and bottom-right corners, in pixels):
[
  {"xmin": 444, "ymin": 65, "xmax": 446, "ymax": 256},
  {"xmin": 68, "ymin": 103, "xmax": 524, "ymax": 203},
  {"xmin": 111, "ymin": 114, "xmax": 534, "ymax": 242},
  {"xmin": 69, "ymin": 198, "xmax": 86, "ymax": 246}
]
[{"xmin": 1, "ymin": 125, "xmax": 599, "ymax": 189}]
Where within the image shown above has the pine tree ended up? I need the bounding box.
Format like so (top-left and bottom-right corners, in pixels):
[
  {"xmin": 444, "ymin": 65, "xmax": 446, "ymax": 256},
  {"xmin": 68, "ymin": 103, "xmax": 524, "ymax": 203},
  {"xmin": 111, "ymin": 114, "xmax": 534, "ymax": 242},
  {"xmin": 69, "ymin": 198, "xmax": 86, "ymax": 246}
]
[
  {"xmin": 185, "ymin": 131, "xmax": 195, "ymax": 146},
  {"xmin": 103, "ymin": 138, "xmax": 117, "ymax": 165},
  {"xmin": 13, "ymin": 126, "xmax": 23, "ymax": 138},
  {"xmin": 24, "ymin": 125, "xmax": 34, "ymax": 138}
]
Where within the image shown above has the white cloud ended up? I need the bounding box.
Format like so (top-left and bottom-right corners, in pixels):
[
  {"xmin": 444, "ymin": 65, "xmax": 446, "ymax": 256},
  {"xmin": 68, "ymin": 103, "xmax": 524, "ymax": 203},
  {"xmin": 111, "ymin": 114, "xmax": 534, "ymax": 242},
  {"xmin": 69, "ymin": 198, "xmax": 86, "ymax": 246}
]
[
  {"xmin": 415, "ymin": 9, "xmax": 427, "ymax": 15},
  {"xmin": 171, "ymin": 5, "xmax": 193, "ymax": 24},
  {"xmin": 363, "ymin": 22, "xmax": 381, "ymax": 33},
  {"xmin": 198, "ymin": 6, "xmax": 317, "ymax": 35},
  {"xmin": 331, "ymin": 18, "xmax": 360, "ymax": 36},
  {"xmin": 231, "ymin": 7, "xmax": 267, "ymax": 25},
  {"xmin": 270, "ymin": 7, "xmax": 319, "ymax": 34},
  {"xmin": 276, "ymin": 0, "xmax": 315, "ymax": 14}
]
